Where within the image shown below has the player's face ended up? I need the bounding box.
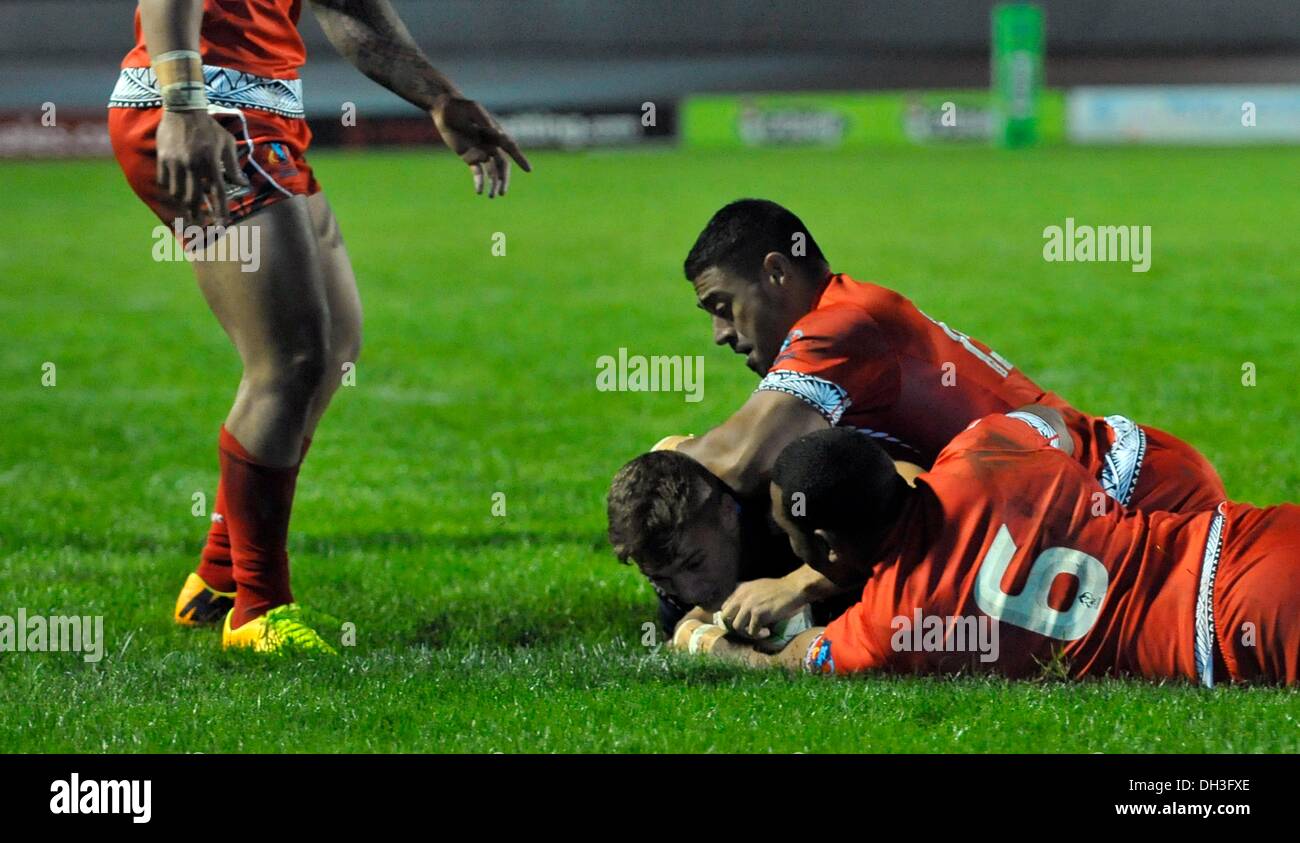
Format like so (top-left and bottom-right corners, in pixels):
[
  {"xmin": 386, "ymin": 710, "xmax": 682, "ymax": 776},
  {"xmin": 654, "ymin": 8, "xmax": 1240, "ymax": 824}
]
[
  {"xmin": 641, "ymin": 486, "xmax": 742, "ymax": 610},
  {"xmin": 692, "ymin": 265, "xmax": 802, "ymax": 376},
  {"xmin": 768, "ymin": 481, "xmax": 829, "ymax": 569}
]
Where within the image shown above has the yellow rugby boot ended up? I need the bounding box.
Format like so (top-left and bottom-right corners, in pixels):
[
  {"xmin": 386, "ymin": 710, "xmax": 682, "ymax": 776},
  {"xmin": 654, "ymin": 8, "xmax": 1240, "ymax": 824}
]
[
  {"xmin": 222, "ymin": 603, "xmax": 339, "ymax": 655},
  {"xmin": 174, "ymin": 572, "xmax": 236, "ymax": 627}
]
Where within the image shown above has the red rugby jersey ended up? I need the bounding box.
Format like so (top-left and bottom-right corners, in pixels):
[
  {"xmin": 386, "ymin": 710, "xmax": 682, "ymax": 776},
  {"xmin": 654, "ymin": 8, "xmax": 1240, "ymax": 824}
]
[
  {"xmin": 122, "ymin": 0, "xmax": 306, "ymax": 78},
  {"xmin": 761, "ymin": 273, "xmax": 1111, "ymax": 470},
  {"xmin": 816, "ymin": 413, "xmax": 1215, "ymax": 680}
]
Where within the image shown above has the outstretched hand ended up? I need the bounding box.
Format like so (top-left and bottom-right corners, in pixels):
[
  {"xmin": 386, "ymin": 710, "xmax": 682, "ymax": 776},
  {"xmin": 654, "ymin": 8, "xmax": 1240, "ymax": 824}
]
[{"xmin": 431, "ymin": 94, "xmax": 531, "ymax": 198}]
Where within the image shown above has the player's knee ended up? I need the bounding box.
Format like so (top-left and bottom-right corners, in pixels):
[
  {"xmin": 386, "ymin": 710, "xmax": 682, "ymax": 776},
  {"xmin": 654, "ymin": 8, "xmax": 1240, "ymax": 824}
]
[
  {"xmin": 334, "ymin": 329, "xmax": 361, "ymax": 371},
  {"xmin": 247, "ymin": 346, "xmax": 330, "ymax": 401},
  {"xmin": 284, "ymin": 348, "xmax": 330, "ymax": 396},
  {"xmin": 318, "ymin": 329, "xmax": 360, "ymax": 395}
]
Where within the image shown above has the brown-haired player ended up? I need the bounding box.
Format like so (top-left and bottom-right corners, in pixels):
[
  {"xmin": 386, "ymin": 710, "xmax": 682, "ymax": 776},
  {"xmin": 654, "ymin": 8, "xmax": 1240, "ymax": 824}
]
[{"xmin": 108, "ymin": 0, "xmax": 529, "ymax": 653}]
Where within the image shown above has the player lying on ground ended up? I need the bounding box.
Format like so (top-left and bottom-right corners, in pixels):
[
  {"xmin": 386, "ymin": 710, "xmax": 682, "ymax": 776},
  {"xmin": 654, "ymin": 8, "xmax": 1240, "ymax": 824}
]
[
  {"xmin": 108, "ymin": 0, "xmax": 529, "ymax": 653},
  {"xmin": 670, "ymin": 410, "xmax": 1299, "ymax": 685},
  {"xmin": 607, "ymin": 449, "xmax": 868, "ymax": 636},
  {"xmin": 645, "ymin": 198, "xmax": 1225, "ymax": 636}
]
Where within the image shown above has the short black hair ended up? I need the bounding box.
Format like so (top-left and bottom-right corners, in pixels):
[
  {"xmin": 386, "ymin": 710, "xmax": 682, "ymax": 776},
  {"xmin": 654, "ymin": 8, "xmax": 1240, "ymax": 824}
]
[
  {"xmin": 683, "ymin": 199, "xmax": 827, "ymax": 282},
  {"xmin": 771, "ymin": 428, "xmax": 905, "ymax": 536},
  {"xmin": 606, "ymin": 450, "xmax": 717, "ymax": 572}
]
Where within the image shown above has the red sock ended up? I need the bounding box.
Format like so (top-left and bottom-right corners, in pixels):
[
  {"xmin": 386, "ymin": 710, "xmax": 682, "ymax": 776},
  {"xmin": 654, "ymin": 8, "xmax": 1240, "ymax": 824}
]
[
  {"xmin": 197, "ymin": 435, "xmax": 310, "ymax": 595},
  {"xmin": 219, "ymin": 426, "xmax": 306, "ymax": 628},
  {"xmin": 196, "ymin": 477, "xmax": 236, "ymax": 593}
]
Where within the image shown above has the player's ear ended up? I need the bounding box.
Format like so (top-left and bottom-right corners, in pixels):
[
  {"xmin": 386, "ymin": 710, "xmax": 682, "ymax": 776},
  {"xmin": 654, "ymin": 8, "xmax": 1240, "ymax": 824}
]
[
  {"xmin": 761, "ymin": 251, "xmax": 790, "ymax": 287},
  {"xmin": 813, "ymin": 528, "xmax": 836, "ymax": 564}
]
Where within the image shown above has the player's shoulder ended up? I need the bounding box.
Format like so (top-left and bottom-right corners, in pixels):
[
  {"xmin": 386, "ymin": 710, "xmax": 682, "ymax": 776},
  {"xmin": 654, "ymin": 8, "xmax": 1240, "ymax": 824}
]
[
  {"xmin": 818, "ymin": 274, "xmax": 911, "ymax": 315},
  {"xmin": 916, "ymin": 417, "xmax": 1056, "ymax": 510},
  {"xmin": 930, "ymin": 413, "xmax": 1097, "ymax": 513},
  {"xmin": 935, "ymin": 413, "xmax": 1063, "ymax": 467},
  {"xmin": 787, "ymin": 274, "xmax": 897, "ymax": 340},
  {"xmin": 815, "ymin": 274, "xmax": 944, "ymax": 338}
]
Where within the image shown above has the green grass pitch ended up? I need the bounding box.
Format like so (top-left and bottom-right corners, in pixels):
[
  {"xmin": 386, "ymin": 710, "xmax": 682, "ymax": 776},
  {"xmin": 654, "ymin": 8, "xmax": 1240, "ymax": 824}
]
[{"xmin": 1, "ymin": 144, "xmax": 1297, "ymax": 752}]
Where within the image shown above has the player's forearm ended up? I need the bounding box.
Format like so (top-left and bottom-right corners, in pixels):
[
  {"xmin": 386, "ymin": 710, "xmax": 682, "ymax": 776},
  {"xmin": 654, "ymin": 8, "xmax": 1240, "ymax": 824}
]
[
  {"xmin": 713, "ymin": 628, "xmax": 824, "ymax": 671},
  {"xmin": 674, "ymin": 620, "xmax": 824, "ymax": 673},
  {"xmin": 674, "ymin": 605, "xmax": 714, "ymax": 636},
  {"xmin": 677, "ymin": 429, "xmax": 764, "ymax": 498},
  {"xmin": 783, "ymin": 564, "xmax": 843, "ymax": 604},
  {"xmin": 777, "ymin": 628, "xmax": 824, "ymax": 671},
  {"xmin": 703, "ymin": 633, "xmax": 773, "ymax": 669},
  {"xmin": 310, "ymin": 0, "xmax": 461, "ymax": 111},
  {"xmin": 679, "ymin": 392, "xmax": 830, "ymax": 498},
  {"xmin": 139, "ymin": 0, "xmax": 203, "ymax": 56},
  {"xmin": 654, "ymin": 430, "xmax": 757, "ymax": 493}
]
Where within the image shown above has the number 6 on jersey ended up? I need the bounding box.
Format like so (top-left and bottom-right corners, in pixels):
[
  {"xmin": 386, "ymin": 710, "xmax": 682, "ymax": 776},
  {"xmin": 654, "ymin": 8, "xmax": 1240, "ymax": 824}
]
[{"xmin": 975, "ymin": 524, "xmax": 1109, "ymax": 640}]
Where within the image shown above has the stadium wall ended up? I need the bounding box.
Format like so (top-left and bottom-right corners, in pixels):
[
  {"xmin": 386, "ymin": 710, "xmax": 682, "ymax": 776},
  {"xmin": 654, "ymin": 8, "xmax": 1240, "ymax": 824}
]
[{"xmin": 1, "ymin": 1, "xmax": 1298, "ymax": 156}]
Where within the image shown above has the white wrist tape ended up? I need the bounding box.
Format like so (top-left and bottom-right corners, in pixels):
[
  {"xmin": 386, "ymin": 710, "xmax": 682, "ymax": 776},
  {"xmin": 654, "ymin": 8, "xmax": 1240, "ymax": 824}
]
[
  {"xmin": 161, "ymin": 82, "xmax": 209, "ymax": 111},
  {"xmin": 153, "ymin": 50, "xmax": 208, "ymax": 112},
  {"xmin": 688, "ymin": 623, "xmax": 721, "ymax": 654},
  {"xmin": 153, "ymin": 49, "xmax": 202, "ymax": 65}
]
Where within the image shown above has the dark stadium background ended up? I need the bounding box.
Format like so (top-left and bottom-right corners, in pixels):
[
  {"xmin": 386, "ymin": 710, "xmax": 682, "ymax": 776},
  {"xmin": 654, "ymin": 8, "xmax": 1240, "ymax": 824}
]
[{"xmin": 3, "ymin": 0, "xmax": 1298, "ymax": 155}]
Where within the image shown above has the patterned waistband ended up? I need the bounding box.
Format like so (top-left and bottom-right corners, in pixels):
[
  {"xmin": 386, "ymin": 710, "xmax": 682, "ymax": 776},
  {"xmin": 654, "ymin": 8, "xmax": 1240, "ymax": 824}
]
[
  {"xmin": 107, "ymin": 65, "xmax": 304, "ymax": 118},
  {"xmin": 1100, "ymin": 414, "xmax": 1147, "ymax": 507},
  {"xmin": 1194, "ymin": 508, "xmax": 1226, "ymax": 688}
]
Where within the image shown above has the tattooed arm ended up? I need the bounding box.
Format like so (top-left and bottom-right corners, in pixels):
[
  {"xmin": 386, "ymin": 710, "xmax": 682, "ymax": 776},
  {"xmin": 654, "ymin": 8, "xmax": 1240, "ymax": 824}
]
[
  {"xmin": 310, "ymin": 0, "xmax": 530, "ymax": 196},
  {"xmin": 310, "ymin": 0, "xmax": 455, "ymax": 111}
]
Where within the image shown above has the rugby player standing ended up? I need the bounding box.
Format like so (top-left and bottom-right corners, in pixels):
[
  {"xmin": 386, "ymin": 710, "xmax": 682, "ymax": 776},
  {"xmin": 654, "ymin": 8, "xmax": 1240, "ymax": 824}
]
[
  {"xmin": 108, "ymin": 0, "xmax": 529, "ymax": 652},
  {"xmin": 635, "ymin": 199, "xmax": 1224, "ymax": 636}
]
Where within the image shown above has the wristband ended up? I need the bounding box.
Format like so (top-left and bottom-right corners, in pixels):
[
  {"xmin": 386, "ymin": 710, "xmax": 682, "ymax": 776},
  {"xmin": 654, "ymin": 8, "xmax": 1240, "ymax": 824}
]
[
  {"xmin": 152, "ymin": 50, "xmax": 208, "ymax": 112},
  {"xmin": 688, "ymin": 623, "xmax": 723, "ymax": 655},
  {"xmin": 671, "ymin": 618, "xmax": 700, "ymax": 650}
]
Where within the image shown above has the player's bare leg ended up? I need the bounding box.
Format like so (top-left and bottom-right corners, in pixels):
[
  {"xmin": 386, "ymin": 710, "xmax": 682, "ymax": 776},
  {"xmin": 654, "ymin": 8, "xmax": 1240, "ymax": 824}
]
[
  {"xmin": 178, "ymin": 193, "xmax": 361, "ymax": 637},
  {"xmin": 197, "ymin": 197, "xmax": 330, "ymax": 467},
  {"xmin": 302, "ymin": 192, "xmax": 362, "ymax": 438},
  {"xmin": 179, "ymin": 196, "xmax": 339, "ymax": 652},
  {"xmin": 127, "ymin": 0, "xmax": 522, "ymax": 639}
]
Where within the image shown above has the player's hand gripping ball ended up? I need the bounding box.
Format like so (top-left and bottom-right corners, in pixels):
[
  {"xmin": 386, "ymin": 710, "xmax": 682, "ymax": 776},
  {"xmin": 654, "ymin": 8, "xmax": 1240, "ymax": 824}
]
[{"xmin": 715, "ymin": 605, "xmax": 813, "ymax": 653}]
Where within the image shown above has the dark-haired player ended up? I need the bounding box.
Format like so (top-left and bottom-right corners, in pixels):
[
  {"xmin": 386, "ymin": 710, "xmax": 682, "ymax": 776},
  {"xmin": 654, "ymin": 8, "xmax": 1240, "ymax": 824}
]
[
  {"xmin": 108, "ymin": 0, "xmax": 529, "ymax": 652},
  {"xmin": 658, "ymin": 198, "xmax": 1225, "ymax": 636},
  {"xmin": 677, "ymin": 413, "xmax": 1300, "ymax": 686}
]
